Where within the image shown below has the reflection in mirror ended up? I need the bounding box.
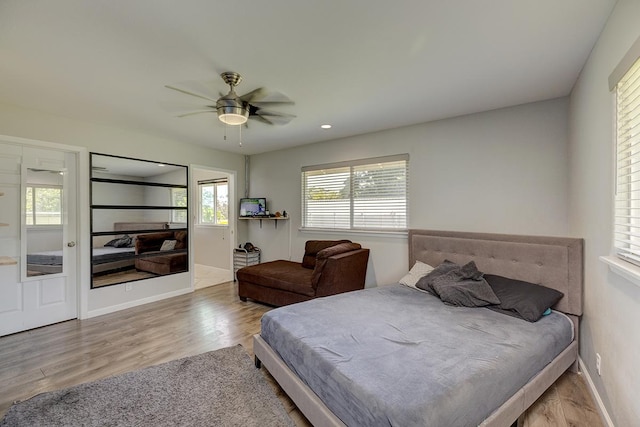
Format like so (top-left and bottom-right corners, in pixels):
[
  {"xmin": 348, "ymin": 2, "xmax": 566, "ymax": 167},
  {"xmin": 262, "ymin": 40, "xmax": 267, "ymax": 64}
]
[
  {"xmin": 90, "ymin": 153, "xmax": 188, "ymax": 288},
  {"xmin": 25, "ymin": 168, "xmax": 64, "ymax": 277}
]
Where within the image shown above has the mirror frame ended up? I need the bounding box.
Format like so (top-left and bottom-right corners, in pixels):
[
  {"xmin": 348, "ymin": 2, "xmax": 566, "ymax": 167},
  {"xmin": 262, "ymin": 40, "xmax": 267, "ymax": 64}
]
[{"xmin": 89, "ymin": 153, "xmax": 189, "ymax": 289}]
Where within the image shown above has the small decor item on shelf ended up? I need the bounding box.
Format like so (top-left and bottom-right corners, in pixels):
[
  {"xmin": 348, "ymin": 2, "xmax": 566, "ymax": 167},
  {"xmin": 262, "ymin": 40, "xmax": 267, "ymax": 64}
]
[
  {"xmin": 282, "ymin": 210, "xmax": 287, "ymax": 217},
  {"xmin": 275, "ymin": 211, "xmax": 282, "ymax": 218}
]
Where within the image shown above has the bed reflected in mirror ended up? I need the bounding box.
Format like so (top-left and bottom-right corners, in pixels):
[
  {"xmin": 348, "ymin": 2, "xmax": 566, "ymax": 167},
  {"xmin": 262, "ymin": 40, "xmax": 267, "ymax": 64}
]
[{"xmin": 90, "ymin": 153, "xmax": 188, "ymax": 288}]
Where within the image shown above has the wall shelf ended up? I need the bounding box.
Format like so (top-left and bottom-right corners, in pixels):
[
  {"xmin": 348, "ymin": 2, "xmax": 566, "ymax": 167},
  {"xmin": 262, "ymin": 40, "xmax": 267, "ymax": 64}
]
[{"xmin": 239, "ymin": 216, "xmax": 289, "ymax": 229}]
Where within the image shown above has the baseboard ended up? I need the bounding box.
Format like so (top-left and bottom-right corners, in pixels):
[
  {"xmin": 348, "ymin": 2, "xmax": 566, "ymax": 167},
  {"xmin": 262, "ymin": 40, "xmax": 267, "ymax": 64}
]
[
  {"xmin": 86, "ymin": 288, "xmax": 193, "ymax": 318},
  {"xmin": 578, "ymin": 357, "xmax": 615, "ymax": 427}
]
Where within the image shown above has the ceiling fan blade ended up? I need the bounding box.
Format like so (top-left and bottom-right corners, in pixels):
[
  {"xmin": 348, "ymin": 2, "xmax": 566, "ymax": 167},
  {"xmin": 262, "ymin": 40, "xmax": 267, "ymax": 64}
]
[
  {"xmin": 239, "ymin": 87, "xmax": 267, "ymax": 103},
  {"xmin": 248, "ymin": 115, "xmax": 274, "ymax": 125},
  {"xmin": 254, "ymin": 110, "xmax": 296, "ymax": 125},
  {"xmin": 251, "ymin": 91, "xmax": 294, "ymax": 104},
  {"xmin": 175, "ymin": 109, "xmax": 215, "ymax": 118},
  {"xmin": 165, "ymin": 83, "xmax": 218, "ymax": 103},
  {"xmin": 250, "ymin": 100, "xmax": 295, "ymax": 108}
]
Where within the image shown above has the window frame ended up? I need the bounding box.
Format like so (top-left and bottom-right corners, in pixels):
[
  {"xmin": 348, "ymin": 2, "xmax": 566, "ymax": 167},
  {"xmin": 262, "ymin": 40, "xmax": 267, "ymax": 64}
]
[
  {"xmin": 25, "ymin": 184, "xmax": 63, "ymax": 227},
  {"xmin": 170, "ymin": 187, "xmax": 188, "ymax": 224},
  {"xmin": 197, "ymin": 179, "xmax": 229, "ymax": 226},
  {"xmin": 612, "ymin": 42, "xmax": 640, "ymax": 268},
  {"xmin": 301, "ymin": 154, "xmax": 409, "ymax": 232}
]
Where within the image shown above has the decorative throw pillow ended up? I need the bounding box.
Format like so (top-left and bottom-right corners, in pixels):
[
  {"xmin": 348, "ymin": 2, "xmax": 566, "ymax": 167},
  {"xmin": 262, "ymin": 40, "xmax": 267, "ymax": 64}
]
[
  {"xmin": 415, "ymin": 260, "xmax": 460, "ymax": 294},
  {"xmin": 484, "ymin": 274, "xmax": 564, "ymax": 322},
  {"xmin": 399, "ymin": 261, "xmax": 435, "ymax": 289},
  {"xmin": 160, "ymin": 240, "xmax": 177, "ymax": 251}
]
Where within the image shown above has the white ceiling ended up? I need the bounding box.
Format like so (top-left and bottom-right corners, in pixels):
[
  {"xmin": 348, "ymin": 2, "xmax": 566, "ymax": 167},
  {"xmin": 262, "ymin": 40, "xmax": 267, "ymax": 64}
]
[{"xmin": 0, "ymin": 1, "xmax": 616, "ymax": 155}]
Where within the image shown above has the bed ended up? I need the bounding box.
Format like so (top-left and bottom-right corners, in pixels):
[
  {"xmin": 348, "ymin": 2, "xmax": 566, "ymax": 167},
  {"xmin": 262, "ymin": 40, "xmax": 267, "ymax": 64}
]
[
  {"xmin": 27, "ymin": 246, "xmax": 136, "ymax": 275},
  {"xmin": 253, "ymin": 229, "xmax": 583, "ymax": 427},
  {"xmin": 27, "ymin": 221, "xmax": 170, "ymax": 275}
]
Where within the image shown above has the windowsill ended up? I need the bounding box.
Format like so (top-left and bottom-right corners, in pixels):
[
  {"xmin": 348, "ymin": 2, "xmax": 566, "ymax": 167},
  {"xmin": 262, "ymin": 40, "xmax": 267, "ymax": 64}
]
[
  {"xmin": 600, "ymin": 255, "xmax": 640, "ymax": 288},
  {"xmin": 299, "ymin": 227, "xmax": 408, "ymax": 239},
  {"xmin": 195, "ymin": 224, "xmax": 229, "ymax": 228}
]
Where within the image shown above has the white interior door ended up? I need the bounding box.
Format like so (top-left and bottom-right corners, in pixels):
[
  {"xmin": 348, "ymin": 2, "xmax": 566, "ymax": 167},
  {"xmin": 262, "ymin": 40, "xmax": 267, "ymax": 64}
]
[{"xmin": 0, "ymin": 145, "xmax": 78, "ymax": 336}]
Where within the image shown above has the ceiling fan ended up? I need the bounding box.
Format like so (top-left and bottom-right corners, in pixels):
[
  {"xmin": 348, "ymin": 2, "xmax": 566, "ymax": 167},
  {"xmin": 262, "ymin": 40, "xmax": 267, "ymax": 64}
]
[{"xmin": 165, "ymin": 72, "xmax": 295, "ymax": 126}]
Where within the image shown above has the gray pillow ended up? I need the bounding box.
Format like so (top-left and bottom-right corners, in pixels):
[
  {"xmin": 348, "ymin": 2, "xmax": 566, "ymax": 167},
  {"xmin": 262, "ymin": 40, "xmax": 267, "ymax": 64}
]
[
  {"xmin": 104, "ymin": 234, "xmax": 132, "ymax": 248},
  {"xmin": 417, "ymin": 260, "xmax": 499, "ymax": 307},
  {"xmin": 432, "ymin": 274, "xmax": 500, "ymax": 307},
  {"xmin": 415, "ymin": 260, "xmax": 459, "ymax": 294},
  {"xmin": 484, "ymin": 274, "xmax": 564, "ymax": 322}
]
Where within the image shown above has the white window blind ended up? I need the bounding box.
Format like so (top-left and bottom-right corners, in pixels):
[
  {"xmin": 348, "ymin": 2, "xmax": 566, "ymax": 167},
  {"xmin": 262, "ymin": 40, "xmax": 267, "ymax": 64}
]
[
  {"xmin": 614, "ymin": 56, "xmax": 640, "ymax": 265},
  {"xmin": 302, "ymin": 154, "xmax": 408, "ymax": 231}
]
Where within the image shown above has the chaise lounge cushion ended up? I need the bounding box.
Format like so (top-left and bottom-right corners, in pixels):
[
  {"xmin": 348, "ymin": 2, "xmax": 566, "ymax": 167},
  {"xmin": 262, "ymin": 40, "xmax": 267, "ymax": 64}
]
[{"xmin": 236, "ymin": 260, "xmax": 316, "ymax": 296}]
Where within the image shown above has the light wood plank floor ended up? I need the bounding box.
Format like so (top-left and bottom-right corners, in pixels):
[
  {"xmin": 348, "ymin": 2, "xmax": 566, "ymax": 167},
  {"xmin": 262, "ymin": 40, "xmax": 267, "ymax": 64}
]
[{"xmin": 0, "ymin": 282, "xmax": 603, "ymax": 426}]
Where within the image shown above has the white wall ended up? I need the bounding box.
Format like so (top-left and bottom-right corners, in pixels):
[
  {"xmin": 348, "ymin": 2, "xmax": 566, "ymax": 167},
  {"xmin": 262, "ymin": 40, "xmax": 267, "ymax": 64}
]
[
  {"xmin": 248, "ymin": 98, "xmax": 569, "ymax": 287},
  {"xmin": 568, "ymin": 0, "xmax": 640, "ymax": 425},
  {"xmin": 0, "ymin": 102, "xmax": 246, "ymax": 318}
]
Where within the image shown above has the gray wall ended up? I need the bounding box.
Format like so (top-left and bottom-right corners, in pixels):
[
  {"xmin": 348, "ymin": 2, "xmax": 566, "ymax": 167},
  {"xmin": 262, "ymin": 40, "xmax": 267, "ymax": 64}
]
[
  {"xmin": 248, "ymin": 98, "xmax": 569, "ymax": 287},
  {"xmin": 568, "ymin": 0, "xmax": 640, "ymax": 425}
]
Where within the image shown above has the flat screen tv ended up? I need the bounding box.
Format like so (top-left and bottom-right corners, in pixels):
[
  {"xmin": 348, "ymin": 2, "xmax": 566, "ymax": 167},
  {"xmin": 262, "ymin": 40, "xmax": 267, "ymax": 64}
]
[{"xmin": 239, "ymin": 197, "xmax": 267, "ymax": 217}]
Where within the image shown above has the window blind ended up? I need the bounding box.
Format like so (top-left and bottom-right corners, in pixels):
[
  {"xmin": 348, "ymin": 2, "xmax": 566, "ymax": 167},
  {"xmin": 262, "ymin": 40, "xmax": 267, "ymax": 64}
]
[
  {"xmin": 614, "ymin": 56, "xmax": 640, "ymax": 265},
  {"xmin": 302, "ymin": 154, "xmax": 408, "ymax": 230}
]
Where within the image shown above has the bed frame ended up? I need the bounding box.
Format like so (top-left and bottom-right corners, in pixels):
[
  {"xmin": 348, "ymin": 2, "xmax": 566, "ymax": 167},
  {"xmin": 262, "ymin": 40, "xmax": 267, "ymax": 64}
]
[{"xmin": 254, "ymin": 229, "xmax": 584, "ymax": 427}]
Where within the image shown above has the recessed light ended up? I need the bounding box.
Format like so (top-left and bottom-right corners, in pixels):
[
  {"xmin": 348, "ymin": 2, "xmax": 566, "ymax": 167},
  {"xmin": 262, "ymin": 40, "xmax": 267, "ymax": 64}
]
[
  {"xmin": 320, "ymin": 124, "xmax": 332, "ymax": 129},
  {"xmin": 158, "ymin": 164, "xmax": 166, "ymax": 167}
]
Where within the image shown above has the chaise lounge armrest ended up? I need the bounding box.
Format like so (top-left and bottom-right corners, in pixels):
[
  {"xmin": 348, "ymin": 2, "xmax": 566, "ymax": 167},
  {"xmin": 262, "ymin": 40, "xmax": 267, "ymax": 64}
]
[{"xmin": 314, "ymin": 247, "xmax": 370, "ymax": 297}]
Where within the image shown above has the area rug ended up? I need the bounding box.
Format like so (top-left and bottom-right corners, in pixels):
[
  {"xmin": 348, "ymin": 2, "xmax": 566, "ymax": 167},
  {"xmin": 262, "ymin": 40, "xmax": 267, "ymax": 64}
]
[{"xmin": 0, "ymin": 345, "xmax": 295, "ymax": 427}]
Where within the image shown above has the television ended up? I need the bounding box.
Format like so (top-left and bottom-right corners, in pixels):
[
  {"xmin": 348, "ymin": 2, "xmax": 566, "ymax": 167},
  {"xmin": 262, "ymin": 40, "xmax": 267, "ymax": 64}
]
[{"xmin": 239, "ymin": 197, "xmax": 267, "ymax": 217}]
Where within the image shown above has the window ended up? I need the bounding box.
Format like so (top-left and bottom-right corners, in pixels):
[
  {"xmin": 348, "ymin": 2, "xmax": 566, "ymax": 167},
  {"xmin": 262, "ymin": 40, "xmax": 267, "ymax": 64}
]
[
  {"xmin": 25, "ymin": 185, "xmax": 62, "ymax": 225},
  {"xmin": 614, "ymin": 54, "xmax": 640, "ymax": 265},
  {"xmin": 199, "ymin": 180, "xmax": 228, "ymax": 225},
  {"xmin": 171, "ymin": 188, "xmax": 188, "ymax": 223},
  {"xmin": 302, "ymin": 154, "xmax": 408, "ymax": 231}
]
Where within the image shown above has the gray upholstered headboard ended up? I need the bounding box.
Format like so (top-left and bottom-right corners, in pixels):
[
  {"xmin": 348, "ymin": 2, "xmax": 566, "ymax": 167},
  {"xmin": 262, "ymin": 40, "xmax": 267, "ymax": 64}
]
[{"xmin": 408, "ymin": 230, "xmax": 584, "ymax": 317}]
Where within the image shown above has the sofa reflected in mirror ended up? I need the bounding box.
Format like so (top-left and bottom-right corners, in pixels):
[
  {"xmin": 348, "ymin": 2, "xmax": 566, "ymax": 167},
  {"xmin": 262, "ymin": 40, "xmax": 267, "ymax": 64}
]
[{"xmin": 90, "ymin": 153, "xmax": 189, "ymax": 288}]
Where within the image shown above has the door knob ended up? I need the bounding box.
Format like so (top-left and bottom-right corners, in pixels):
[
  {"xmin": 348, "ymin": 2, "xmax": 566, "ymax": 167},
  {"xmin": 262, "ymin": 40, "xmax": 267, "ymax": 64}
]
[{"xmin": 67, "ymin": 241, "xmax": 76, "ymax": 247}]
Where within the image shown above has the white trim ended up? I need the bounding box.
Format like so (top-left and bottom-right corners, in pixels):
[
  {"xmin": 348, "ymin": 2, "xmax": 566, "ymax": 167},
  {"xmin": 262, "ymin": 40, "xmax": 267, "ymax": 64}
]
[
  {"xmin": 0, "ymin": 134, "xmax": 89, "ymax": 322},
  {"xmin": 609, "ymin": 34, "xmax": 640, "ymax": 91},
  {"xmin": 600, "ymin": 255, "xmax": 640, "ymax": 288},
  {"xmin": 578, "ymin": 357, "xmax": 615, "ymax": 427},
  {"xmin": 86, "ymin": 287, "xmax": 192, "ymax": 318},
  {"xmin": 190, "ymin": 164, "xmax": 237, "ymax": 279}
]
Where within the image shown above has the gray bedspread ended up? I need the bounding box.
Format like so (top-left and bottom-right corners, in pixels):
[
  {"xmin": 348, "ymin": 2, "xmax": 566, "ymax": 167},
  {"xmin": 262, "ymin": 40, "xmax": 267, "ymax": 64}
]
[{"xmin": 260, "ymin": 284, "xmax": 573, "ymax": 427}]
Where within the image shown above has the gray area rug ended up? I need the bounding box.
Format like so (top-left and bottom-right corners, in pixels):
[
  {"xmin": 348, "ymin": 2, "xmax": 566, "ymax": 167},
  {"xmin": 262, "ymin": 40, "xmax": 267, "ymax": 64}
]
[{"xmin": 1, "ymin": 345, "xmax": 295, "ymax": 427}]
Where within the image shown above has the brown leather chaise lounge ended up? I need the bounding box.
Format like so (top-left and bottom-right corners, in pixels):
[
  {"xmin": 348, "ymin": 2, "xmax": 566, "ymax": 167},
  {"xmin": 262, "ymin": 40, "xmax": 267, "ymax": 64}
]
[
  {"xmin": 134, "ymin": 230, "xmax": 188, "ymax": 275},
  {"xmin": 236, "ymin": 240, "xmax": 370, "ymax": 306}
]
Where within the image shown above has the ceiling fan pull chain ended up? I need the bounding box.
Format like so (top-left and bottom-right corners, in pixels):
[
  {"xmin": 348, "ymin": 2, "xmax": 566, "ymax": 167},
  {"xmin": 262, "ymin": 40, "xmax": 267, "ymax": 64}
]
[
  {"xmin": 239, "ymin": 123, "xmax": 243, "ymax": 147},
  {"xmin": 224, "ymin": 123, "xmax": 227, "ymax": 141}
]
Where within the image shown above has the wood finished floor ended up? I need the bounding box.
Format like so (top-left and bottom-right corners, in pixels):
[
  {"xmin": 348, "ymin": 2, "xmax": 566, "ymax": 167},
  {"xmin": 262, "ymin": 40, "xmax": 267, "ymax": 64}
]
[{"xmin": 0, "ymin": 282, "xmax": 603, "ymax": 427}]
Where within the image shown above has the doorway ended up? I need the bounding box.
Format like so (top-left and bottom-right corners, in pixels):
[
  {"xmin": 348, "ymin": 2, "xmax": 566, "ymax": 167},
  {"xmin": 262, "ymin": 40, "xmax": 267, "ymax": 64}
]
[
  {"xmin": 0, "ymin": 140, "xmax": 80, "ymax": 336},
  {"xmin": 191, "ymin": 165, "xmax": 236, "ymax": 288}
]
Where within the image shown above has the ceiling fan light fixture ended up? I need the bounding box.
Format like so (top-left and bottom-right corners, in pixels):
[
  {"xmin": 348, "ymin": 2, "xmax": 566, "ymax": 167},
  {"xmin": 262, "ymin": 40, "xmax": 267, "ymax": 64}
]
[
  {"xmin": 218, "ymin": 108, "xmax": 249, "ymax": 125},
  {"xmin": 216, "ymin": 94, "xmax": 249, "ymax": 125}
]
